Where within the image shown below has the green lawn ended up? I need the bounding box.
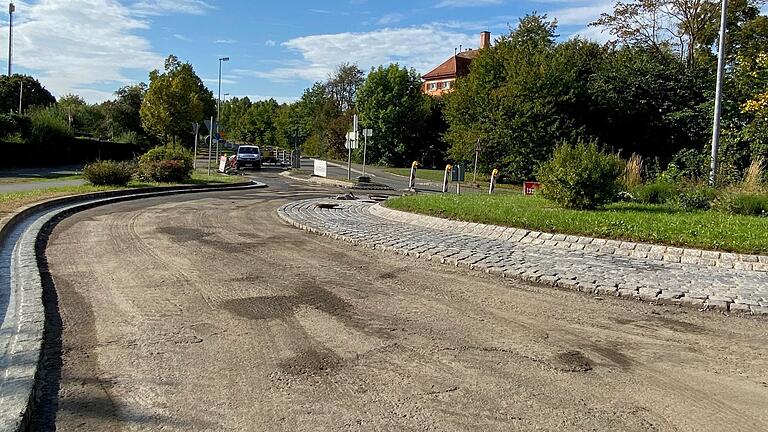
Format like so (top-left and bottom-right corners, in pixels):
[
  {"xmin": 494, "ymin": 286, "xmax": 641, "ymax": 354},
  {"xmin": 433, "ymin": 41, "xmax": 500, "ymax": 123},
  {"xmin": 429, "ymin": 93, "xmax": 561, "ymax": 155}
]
[
  {"xmin": 0, "ymin": 174, "xmax": 83, "ymax": 185},
  {"xmin": 0, "ymin": 170, "xmax": 247, "ymax": 215},
  {"xmin": 386, "ymin": 194, "xmax": 768, "ymax": 255}
]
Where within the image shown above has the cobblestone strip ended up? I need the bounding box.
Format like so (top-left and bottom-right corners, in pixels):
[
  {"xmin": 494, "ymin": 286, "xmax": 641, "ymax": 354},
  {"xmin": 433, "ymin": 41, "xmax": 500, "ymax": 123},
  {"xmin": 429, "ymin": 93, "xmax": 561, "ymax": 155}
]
[
  {"xmin": 279, "ymin": 199, "xmax": 768, "ymax": 316},
  {"xmin": 369, "ymin": 204, "xmax": 768, "ymax": 272}
]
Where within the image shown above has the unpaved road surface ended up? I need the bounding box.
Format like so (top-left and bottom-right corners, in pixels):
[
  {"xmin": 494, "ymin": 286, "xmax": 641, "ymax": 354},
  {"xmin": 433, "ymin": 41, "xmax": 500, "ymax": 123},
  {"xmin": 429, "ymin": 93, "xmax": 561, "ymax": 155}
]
[{"xmin": 36, "ymin": 173, "xmax": 768, "ymax": 431}]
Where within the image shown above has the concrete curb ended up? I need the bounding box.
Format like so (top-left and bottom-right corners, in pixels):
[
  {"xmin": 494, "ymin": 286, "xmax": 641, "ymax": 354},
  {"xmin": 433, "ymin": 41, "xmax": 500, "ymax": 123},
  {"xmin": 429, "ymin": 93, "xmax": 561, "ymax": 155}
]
[
  {"xmin": 0, "ymin": 180, "xmax": 264, "ymax": 432},
  {"xmin": 277, "ymin": 199, "xmax": 768, "ymax": 317},
  {"xmin": 370, "ymin": 204, "xmax": 768, "ymax": 273}
]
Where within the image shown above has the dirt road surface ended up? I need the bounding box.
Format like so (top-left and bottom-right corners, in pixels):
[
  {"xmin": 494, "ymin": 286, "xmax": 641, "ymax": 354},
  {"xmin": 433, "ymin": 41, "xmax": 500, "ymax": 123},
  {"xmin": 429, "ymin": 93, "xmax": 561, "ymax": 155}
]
[{"xmin": 36, "ymin": 173, "xmax": 768, "ymax": 431}]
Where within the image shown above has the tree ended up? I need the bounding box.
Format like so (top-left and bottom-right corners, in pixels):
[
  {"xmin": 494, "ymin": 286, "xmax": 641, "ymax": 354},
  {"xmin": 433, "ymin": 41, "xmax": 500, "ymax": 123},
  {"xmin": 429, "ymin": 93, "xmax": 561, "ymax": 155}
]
[
  {"xmin": 445, "ymin": 15, "xmax": 603, "ymax": 182},
  {"xmin": 356, "ymin": 64, "xmax": 429, "ymax": 166},
  {"xmin": 240, "ymin": 99, "xmax": 279, "ymax": 145},
  {"xmin": 140, "ymin": 55, "xmax": 215, "ymax": 145},
  {"xmin": 0, "ymin": 74, "xmax": 55, "ymax": 113},
  {"xmin": 326, "ymin": 63, "xmax": 365, "ymax": 113},
  {"xmin": 591, "ymin": 0, "xmax": 720, "ymax": 65}
]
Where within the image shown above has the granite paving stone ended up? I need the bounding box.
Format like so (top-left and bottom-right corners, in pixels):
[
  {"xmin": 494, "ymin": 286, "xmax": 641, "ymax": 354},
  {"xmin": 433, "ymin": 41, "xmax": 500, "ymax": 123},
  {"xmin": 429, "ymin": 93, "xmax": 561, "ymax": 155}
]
[{"xmin": 280, "ymin": 199, "xmax": 768, "ymax": 316}]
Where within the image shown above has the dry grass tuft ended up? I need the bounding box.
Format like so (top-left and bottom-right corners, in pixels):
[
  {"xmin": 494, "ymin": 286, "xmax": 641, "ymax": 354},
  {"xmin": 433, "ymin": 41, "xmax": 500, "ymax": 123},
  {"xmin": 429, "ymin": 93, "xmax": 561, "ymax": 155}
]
[
  {"xmin": 742, "ymin": 157, "xmax": 765, "ymax": 192},
  {"xmin": 624, "ymin": 153, "xmax": 643, "ymax": 189}
]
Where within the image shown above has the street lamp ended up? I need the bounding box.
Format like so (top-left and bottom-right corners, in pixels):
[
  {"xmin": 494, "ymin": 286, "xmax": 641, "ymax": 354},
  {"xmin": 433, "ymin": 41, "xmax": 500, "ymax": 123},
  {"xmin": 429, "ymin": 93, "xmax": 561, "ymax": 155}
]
[
  {"xmin": 8, "ymin": 2, "xmax": 15, "ymax": 76},
  {"xmin": 217, "ymin": 57, "xmax": 229, "ymax": 137},
  {"xmin": 709, "ymin": 0, "xmax": 728, "ymax": 186}
]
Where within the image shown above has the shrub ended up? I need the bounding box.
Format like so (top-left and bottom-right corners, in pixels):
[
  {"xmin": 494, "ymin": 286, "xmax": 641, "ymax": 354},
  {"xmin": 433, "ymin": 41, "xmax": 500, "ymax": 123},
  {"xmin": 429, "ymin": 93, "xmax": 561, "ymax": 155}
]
[
  {"xmin": 82, "ymin": 160, "xmax": 135, "ymax": 186},
  {"xmin": 26, "ymin": 107, "xmax": 73, "ymax": 146},
  {"xmin": 676, "ymin": 185, "xmax": 717, "ymax": 211},
  {"xmin": 138, "ymin": 145, "xmax": 194, "ymax": 182},
  {"xmin": 536, "ymin": 139, "xmax": 625, "ymax": 210},
  {"xmin": 715, "ymin": 192, "xmax": 768, "ymax": 217},
  {"xmin": 633, "ymin": 181, "xmax": 677, "ymax": 204}
]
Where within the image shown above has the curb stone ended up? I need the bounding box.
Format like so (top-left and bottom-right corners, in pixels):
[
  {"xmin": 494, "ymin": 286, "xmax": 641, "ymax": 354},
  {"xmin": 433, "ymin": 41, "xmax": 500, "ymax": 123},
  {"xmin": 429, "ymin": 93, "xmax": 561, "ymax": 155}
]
[
  {"xmin": 0, "ymin": 180, "xmax": 263, "ymax": 432},
  {"xmin": 279, "ymin": 199, "xmax": 768, "ymax": 318},
  {"xmin": 369, "ymin": 204, "xmax": 768, "ymax": 273}
]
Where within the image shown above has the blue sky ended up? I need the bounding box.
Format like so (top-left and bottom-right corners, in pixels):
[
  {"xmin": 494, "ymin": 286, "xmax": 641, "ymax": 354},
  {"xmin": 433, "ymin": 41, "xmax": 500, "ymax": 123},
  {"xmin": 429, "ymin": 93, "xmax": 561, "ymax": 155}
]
[{"xmin": 0, "ymin": 0, "xmax": 621, "ymax": 103}]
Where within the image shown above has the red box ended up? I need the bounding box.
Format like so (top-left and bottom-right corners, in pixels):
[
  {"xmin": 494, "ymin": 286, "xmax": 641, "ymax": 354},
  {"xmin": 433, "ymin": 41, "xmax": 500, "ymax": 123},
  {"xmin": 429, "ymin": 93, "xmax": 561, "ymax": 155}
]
[{"xmin": 523, "ymin": 181, "xmax": 541, "ymax": 196}]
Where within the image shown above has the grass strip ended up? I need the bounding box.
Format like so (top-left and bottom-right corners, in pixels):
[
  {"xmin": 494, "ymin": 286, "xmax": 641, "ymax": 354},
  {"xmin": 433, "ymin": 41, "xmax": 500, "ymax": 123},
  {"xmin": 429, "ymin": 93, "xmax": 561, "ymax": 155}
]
[
  {"xmin": 0, "ymin": 170, "xmax": 246, "ymax": 215},
  {"xmin": 386, "ymin": 194, "xmax": 768, "ymax": 255}
]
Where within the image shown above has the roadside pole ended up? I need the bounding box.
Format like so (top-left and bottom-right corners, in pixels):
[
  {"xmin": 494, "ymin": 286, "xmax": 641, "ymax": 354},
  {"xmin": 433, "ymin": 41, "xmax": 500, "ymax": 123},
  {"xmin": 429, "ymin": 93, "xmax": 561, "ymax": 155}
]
[
  {"xmin": 473, "ymin": 138, "xmax": 480, "ymax": 184},
  {"xmin": 442, "ymin": 164, "xmax": 452, "ymax": 193},
  {"xmin": 409, "ymin": 161, "xmax": 419, "ymax": 190},
  {"xmin": 193, "ymin": 122, "xmax": 199, "ymax": 170},
  {"xmin": 709, "ymin": 0, "xmax": 729, "ymax": 186},
  {"xmin": 347, "ymin": 137, "xmax": 352, "ymax": 181},
  {"xmin": 362, "ymin": 130, "xmax": 368, "ymax": 177},
  {"xmin": 207, "ymin": 116, "xmax": 213, "ymax": 176}
]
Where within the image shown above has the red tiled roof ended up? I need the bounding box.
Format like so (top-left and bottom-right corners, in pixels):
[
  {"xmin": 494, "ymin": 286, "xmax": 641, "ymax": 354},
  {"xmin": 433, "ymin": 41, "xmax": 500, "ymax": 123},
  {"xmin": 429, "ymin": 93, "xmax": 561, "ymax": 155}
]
[{"xmin": 422, "ymin": 49, "xmax": 480, "ymax": 80}]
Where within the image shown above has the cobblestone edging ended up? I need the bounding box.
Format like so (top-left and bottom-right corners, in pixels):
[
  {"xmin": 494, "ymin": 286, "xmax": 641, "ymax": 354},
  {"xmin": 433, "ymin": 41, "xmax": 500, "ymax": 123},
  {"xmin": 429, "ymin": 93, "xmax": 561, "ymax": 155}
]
[
  {"xmin": 0, "ymin": 181, "xmax": 263, "ymax": 432},
  {"xmin": 371, "ymin": 204, "xmax": 768, "ymax": 272},
  {"xmin": 278, "ymin": 199, "xmax": 768, "ymax": 317}
]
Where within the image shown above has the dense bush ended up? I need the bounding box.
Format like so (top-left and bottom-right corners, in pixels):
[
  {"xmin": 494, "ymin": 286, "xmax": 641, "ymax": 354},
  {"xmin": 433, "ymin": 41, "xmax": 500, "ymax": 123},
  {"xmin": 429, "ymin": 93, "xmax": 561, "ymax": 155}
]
[
  {"xmin": 676, "ymin": 185, "xmax": 718, "ymax": 211},
  {"xmin": 715, "ymin": 192, "xmax": 768, "ymax": 217},
  {"xmin": 536, "ymin": 139, "xmax": 625, "ymax": 209},
  {"xmin": 0, "ymin": 113, "xmax": 31, "ymax": 139},
  {"xmin": 633, "ymin": 181, "xmax": 678, "ymax": 204},
  {"xmin": 82, "ymin": 160, "xmax": 135, "ymax": 186},
  {"xmin": 27, "ymin": 108, "xmax": 72, "ymax": 146},
  {"xmin": 138, "ymin": 145, "xmax": 194, "ymax": 182}
]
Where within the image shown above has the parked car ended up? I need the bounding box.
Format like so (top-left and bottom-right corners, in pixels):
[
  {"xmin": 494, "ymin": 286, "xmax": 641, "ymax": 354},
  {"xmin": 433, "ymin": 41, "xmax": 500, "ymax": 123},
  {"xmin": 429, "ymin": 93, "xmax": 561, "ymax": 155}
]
[{"xmin": 236, "ymin": 145, "xmax": 262, "ymax": 170}]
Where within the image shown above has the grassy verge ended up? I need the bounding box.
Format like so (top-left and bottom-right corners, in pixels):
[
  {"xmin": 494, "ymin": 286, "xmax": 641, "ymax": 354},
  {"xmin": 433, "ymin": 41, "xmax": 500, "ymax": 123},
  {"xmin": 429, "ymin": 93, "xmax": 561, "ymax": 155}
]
[
  {"xmin": 386, "ymin": 194, "xmax": 768, "ymax": 255},
  {"xmin": 0, "ymin": 174, "xmax": 83, "ymax": 184},
  {"xmin": 0, "ymin": 170, "xmax": 247, "ymax": 215}
]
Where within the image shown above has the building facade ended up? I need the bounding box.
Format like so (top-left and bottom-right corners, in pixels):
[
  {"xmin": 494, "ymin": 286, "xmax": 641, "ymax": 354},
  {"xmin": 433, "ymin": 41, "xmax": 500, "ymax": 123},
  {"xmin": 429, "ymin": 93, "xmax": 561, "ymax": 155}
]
[{"xmin": 422, "ymin": 31, "xmax": 491, "ymax": 96}]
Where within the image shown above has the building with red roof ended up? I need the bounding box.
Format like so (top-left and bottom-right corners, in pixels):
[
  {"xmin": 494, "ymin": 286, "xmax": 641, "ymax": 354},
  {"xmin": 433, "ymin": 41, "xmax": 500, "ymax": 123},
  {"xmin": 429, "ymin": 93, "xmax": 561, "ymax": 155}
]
[{"xmin": 422, "ymin": 31, "xmax": 491, "ymax": 96}]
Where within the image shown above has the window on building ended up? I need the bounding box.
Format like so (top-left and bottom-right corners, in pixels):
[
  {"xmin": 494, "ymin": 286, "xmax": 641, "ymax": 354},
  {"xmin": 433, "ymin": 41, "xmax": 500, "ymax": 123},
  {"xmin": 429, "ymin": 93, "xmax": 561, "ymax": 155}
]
[
  {"xmin": 444, "ymin": 81, "xmax": 452, "ymax": 89},
  {"xmin": 428, "ymin": 82, "xmax": 438, "ymax": 91}
]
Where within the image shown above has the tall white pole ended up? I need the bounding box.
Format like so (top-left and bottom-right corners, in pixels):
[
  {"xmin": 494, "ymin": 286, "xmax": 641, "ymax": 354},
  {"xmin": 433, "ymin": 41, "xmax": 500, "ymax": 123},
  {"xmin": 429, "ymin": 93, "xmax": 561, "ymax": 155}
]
[
  {"xmin": 709, "ymin": 0, "xmax": 728, "ymax": 186},
  {"xmin": 8, "ymin": 2, "xmax": 13, "ymax": 76},
  {"xmin": 18, "ymin": 80, "xmax": 22, "ymax": 113}
]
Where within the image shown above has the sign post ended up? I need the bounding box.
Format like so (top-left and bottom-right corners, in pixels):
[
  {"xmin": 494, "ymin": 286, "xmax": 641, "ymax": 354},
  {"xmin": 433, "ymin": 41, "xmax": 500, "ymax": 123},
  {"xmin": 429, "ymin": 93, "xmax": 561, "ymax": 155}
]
[
  {"xmin": 345, "ymin": 131, "xmax": 358, "ymax": 181},
  {"xmin": 314, "ymin": 159, "xmax": 327, "ymax": 178},
  {"xmin": 192, "ymin": 122, "xmax": 200, "ymax": 170},
  {"xmin": 207, "ymin": 116, "xmax": 214, "ymax": 175},
  {"xmin": 362, "ymin": 129, "xmax": 372, "ymax": 177}
]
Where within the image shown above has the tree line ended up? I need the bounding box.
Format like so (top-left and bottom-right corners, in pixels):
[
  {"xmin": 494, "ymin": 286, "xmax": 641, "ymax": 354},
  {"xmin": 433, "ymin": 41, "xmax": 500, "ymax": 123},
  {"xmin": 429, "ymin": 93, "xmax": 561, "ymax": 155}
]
[{"xmin": 2, "ymin": 0, "xmax": 765, "ymax": 183}]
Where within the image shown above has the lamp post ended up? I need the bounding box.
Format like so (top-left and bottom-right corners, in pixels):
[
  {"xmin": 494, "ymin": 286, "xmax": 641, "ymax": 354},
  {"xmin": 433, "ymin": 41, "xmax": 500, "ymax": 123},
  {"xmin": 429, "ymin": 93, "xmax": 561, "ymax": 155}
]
[
  {"xmin": 8, "ymin": 2, "xmax": 14, "ymax": 76},
  {"xmin": 216, "ymin": 56, "xmax": 229, "ymax": 162},
  {"xmin": 709, "ymin": 0, "xmax": 728, "ymax": 186},
  {"xmin": 217, "ymin": 57, "xmax": 229, "ymax": 134}
]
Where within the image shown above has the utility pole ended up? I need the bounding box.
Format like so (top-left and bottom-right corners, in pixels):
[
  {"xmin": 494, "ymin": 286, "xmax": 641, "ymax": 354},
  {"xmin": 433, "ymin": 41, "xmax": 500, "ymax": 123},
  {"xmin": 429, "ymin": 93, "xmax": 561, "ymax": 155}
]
[
  {"xmin": 18, "ymin": 79, "xmax": 22, "ymax": 113},
  {"xmin": 7, "ymin": 2, "xmax": 13, "ymax": 76},
  {"xmin": 709, "ymin": 0, "xmax": 728, "ymax": 186}
]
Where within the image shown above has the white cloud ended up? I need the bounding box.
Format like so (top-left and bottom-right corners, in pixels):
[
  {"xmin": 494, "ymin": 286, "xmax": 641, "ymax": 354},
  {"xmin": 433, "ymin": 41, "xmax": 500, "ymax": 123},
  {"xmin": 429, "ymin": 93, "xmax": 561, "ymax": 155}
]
[
  {"xmin": 215, "ymin": 39, "xmax": 237, "ymax": 44},
  {"xmin": 251, "ymin": 26, "xmax": 477, "ymax": 83},
  {"xmin": 265, "ymin": 40, "xmax": 276, "ymax": 47},
  {"xmin": 0, "ymin": 0, "xmax": 162, "ymax": 102},
  {"xmin": 0, "ymin": 0, "xmax": 211, "ymax": 103},
  {"xmin": 435, "ymin": 0, "xmax": 503, "ymax": 8},
  {"xmin": 131, "ymin": 0, "xmax": 212, "ymax": 16},
  {"xmin": 544, "ymin": 2, "xmax": 613, "ymax": 26},
  {"xmin": 377, "ymin": 13, "xmax": 404, "ymax": 25}
]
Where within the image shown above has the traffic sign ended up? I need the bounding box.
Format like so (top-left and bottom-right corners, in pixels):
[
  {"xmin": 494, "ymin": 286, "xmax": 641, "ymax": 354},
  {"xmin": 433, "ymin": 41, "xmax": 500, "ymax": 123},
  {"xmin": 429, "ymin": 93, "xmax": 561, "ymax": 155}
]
[{"xmin": 363, "ymin": 129, "xmax": 373, "ymax": 137}]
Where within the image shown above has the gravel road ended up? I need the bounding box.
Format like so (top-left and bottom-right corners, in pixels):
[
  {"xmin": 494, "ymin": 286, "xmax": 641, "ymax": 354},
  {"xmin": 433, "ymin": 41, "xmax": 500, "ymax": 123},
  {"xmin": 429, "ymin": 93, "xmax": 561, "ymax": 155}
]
[{"xmin": 35, "ymin": 172, "xmax": 768, "ymax": 431}]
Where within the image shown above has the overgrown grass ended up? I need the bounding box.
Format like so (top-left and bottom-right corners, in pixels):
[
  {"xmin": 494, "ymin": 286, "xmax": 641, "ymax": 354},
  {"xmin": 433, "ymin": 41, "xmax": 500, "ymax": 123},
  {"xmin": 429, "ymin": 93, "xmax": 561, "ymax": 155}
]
[
  {"xmin": 0, "ymin": 170, "xmax": 247, "ymax": 215},
  {"xmin": 387, "ymin": 194, "xmax": 768, "ymax": 254}
]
